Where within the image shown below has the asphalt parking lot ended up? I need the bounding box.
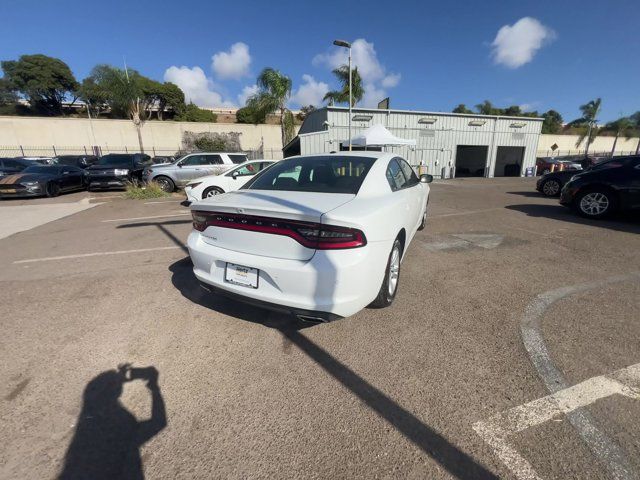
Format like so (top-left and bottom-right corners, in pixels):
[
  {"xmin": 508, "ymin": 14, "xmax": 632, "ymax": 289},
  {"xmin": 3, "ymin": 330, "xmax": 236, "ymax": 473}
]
[{"xmin": 1, "ymin": 178, "xmax": 639, "ymax": 480}]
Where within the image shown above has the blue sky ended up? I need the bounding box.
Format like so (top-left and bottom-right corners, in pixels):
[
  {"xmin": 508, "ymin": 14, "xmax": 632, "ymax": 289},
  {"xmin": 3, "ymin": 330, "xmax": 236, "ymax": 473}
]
[{"xmin": 1, "ymin": 0, "xmax": 639, "ymax": 121}]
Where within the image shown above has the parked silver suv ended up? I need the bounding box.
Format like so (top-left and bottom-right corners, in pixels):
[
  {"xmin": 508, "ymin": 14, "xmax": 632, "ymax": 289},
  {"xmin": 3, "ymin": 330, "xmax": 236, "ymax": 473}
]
[{"xmin": 142, "ymin": 152, "xmax": 248, "ymax": 192}]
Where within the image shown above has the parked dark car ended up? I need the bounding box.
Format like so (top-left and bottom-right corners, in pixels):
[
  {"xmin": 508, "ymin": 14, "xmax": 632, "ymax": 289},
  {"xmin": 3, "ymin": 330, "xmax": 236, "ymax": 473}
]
[
  {"xmin": 560, "ymin": 155, "xmax": 640, "ymax": 218},
  {"xmin": 53, "ymin": 155, "xmax": 99, "ymax": 169},
  {"xmin": 535, "ymin": 157, "xmax": 582, "ymax": 175},
  {"xmin": 536, "ymin": 169, "xmax": 581, "ymax": 196},
  {"xmin": 0, "ymin": 165, "xmax": 87, "ymax": 198},
  {"xmin": 0, "ymin": 158, "xmax": 33, "ymax": 178},
  {"xmin": 85, "ymin": 153, "xmax": 152, "ymax": 190}
]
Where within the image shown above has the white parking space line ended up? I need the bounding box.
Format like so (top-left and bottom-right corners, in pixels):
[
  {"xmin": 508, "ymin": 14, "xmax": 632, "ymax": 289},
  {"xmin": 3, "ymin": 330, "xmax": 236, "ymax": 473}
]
[
  {"xmin": 101, "ymin": 212, "xmax": 190, "ymax": 223},
  {"xmin": 473, "ymin": 363, "xmax": 640, "ymax": 480},
  {"xmin": 13, "ymin": 246, "xmax": 183, "ymax": 264},
  {"xmin": 475, "ymin": 272, "xmax": 640, "ymax": 480},
  {"xmin": 429, "ymin": 207, "xmax": 503, "ymax": 218},
  {"xmin": 144, "ymin": 200, "xmax": 182, "ymax": 205}
]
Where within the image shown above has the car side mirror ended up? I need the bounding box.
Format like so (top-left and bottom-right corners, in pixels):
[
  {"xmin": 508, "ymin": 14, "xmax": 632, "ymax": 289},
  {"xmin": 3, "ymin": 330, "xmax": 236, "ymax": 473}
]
[
  {"xmin": 177, "ymin": 162, "xmax": 183, "ymax": 168},
  {"xmin": 420, "ymin": 174, "xmax": 433, "ymax": 184},
  {"xmin": 232, "ymin": 172, "xmax": 239, "ymax": 179}
]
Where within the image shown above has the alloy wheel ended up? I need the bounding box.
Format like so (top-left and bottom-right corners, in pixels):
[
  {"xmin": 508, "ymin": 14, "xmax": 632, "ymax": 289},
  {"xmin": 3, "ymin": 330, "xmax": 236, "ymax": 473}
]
[
  {"xmin": 542, "ymin": 180, "xmax": 560, "ymax": 196},
  {"xmin": 156, "ymin": 178, "xmax": 173, "ymax": 192},
  {"xmin": 388, "ymin": 245, "xmax": 400, "ymax": 296},
  {"xmin": 205, "ymin": 189, "xmax": 221, "ymax": 198},
  {"xmin": 579, "ymin": 192, "xmax": 609, "ymax": 216}
]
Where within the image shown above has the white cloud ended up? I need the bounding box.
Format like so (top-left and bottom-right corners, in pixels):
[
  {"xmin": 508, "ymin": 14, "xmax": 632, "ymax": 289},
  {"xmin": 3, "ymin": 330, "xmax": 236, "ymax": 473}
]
[
  {"xmin": 211, "ymin": 42, "xmax": 251, "ymax": 80},
  {"xmin": 313, "ymin": 38, "xmax": 400, "ymax": 107},
  {"xmin": 237, "ymin": 84, "xmax": 259, "ymax": 106},
  {"xmin": 519, "ymin": 102, "xmax": 539, "ymax": 112},
  {"xmin": 362, "ymin": 82, "xmax": 387, "ymax": 108},
  {"xmin": 291, "ymin": 74, "xmax": 329, "ymax": 107},
  {"xmin": 163, "ymin": 66, "xmax": 234, "ymax": 108},
  {"xmin": 491, "ymin": 17, "xmax": 556, "ymax": 68},
  {"xmin": 381, "ymin": 73, "xmax": 401, "ymax": 88}
]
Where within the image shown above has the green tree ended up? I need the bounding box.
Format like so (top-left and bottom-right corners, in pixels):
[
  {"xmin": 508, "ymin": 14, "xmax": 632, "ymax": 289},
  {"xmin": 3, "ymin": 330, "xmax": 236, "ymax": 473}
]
[
  {"xmin": 175, "ymin": 102, "xmax": 217, "ymax": 122},
  {"xmin": 247, "ymin": 68, "xmax": 295, "ymax": 147},
  {"xmin": 235, "ymin": 105, "xmax": 259, "ymax": 123},
  {"xmin": 452, "ymin": 104, "xmax": 473, "ymax": 114},
  {"xmin": 86, "ymin": 64, "xmax": 159, "ymax": 151},
  {"xmin": 77, "ymin": 77, "xmax": 110, "ymax": 117},
  {"xmin": 1, "ymin": 54, "xmax": 79, "ymax": 115},
  {"xmin": 569, "ymin": 98, "xmax": 602, "ymax": 156},
  {"xmin": 297, "ymin": 105, "xmax": 316, "ymax": 121},
  {"xmin": 0, "ymin": 77, "xmax": 17, "ymax": 105},
  {"xmin": 602, "ymin": 117, "xmax": 636, "ymax": 157},
  {"xmin": 503, "ymin": 105, "xmax": 523, "ymax": 116},
  {"xmin": 475, "ymin": 100, "xmax": 498, "ymax": 115},
  {"xmin": 156, "ymin": 82, "xmax": 185, "ymax": 120},
  {"xmin": 323, "ymin": 65, "xmax": 364, "ymax": 107},
  {"xmin": 541, "ymin": 110, "xmax": 563, "ymax": 134}
]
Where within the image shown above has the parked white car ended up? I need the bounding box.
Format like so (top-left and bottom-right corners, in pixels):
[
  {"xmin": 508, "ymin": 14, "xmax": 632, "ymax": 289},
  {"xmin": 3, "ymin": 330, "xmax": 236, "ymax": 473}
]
[
  {"xmin": 187, "ymin": 152, "xmax": 431, "ymax": 321},
  {"xmin": 142, "ymin": 152, "xmax": 249, "ymax": 192},
  {"xmin": 183, "ymin": 160, "xmax": 275, "ymax": 204}
]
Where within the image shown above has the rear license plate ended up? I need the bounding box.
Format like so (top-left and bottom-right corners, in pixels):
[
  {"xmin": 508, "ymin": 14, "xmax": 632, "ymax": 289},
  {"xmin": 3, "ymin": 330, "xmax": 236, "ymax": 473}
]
[
  {"xmin": 2, "ymin": 189, "xmax": 16, "ymax": 193},
  {"xmin": 225, "ymin": 263, "xmax": 259, "ymax": 288}
]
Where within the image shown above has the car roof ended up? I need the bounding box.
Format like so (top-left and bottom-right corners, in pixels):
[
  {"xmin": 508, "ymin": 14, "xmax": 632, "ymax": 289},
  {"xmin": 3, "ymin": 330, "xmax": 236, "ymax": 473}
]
[{"xmin": 284, "ymin": 151, "xmax": 394, "ymax": 162}]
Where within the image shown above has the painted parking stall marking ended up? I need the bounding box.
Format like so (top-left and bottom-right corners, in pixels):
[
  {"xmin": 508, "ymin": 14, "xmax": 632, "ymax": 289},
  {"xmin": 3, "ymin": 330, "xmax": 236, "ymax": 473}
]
[
  {"xmin": 13, "ymin": 245, "xmax": 183, "ymax": 264},
  {"xmin": 473, "ymin": 363, "xmax": 640, "ymax": 480},
  {"xmin": 101, "ymin": 212, "xmax": 190, "ymax": 223},
  {"xmin": 475, "ymin": 272, "xmax": 640, "ymax": 480}
]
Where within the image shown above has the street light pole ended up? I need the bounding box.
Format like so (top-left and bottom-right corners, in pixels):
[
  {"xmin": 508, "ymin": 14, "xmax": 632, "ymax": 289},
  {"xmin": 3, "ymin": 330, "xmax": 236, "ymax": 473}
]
[
  {"xmin": 333, "ymin": 39, "xmax": 352, "ymax": 151},
  {"xmin": 348, "ymin": 45, "xmax": 352, "ymax": 151}
]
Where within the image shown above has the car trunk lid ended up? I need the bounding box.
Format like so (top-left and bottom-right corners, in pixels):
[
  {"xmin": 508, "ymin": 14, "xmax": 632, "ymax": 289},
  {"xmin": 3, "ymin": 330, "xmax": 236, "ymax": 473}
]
[{"xmin": 191, "ymin": 190, "xmax": 355, "ymax": 260}]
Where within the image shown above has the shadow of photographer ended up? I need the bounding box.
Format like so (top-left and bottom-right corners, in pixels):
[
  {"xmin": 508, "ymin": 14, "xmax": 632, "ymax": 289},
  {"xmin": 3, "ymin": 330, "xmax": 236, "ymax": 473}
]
[{"xmin": 58, "ymin": 364, "xmax": 167, "ymax": 480}]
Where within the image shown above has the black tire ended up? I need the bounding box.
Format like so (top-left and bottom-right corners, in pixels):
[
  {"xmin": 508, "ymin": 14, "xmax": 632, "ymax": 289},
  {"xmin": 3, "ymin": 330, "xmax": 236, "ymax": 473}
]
[
  {"xmin": 46, "ymin": 182, "xmax": 60, "ymax": 198},
  {"xmin": 540, "ymin": 178, "xmax": 561, "ymax": 197},
  {"xmin": 202, "ymin": 186, "xmax": 225, "ymax": 199},
  {"xmin": 370, "ymin": 238, "xmax": 403, "ymax": 308},
  {"xmin": 418, "ymin": 207, "xmax": 427, "ymax": 231},
  {"xmin": 574, "ymin": 188, "xmax": 617, "ymax": 219},
  {"xmin": 154, "ymin": 176, "xmax": 175, "ymax": 193}
]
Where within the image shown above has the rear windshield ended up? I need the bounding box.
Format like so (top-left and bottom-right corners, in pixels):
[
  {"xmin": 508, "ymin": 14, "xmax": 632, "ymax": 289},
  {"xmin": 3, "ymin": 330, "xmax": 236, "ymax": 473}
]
[
  {"xmin": 23, "ymin": 166, "xmax": 61, "ymax": 174},
  {"xmin": 245, "ymin": 156, "xmax": 376, "ymax": 194},
  {"xmin": 97, "ymin": 154, "xmax": 133, "ymax": 165}
]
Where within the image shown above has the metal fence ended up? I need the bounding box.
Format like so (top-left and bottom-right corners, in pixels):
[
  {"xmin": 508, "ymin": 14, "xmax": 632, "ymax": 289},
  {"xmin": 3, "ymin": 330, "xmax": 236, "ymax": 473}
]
[
  {"xmin": 536, "ymin": 149, "xmax": 637, "ymax": 158},
  {"xmin": 0, "ymin": 145, "xmax": 284, "ymax": 160}
]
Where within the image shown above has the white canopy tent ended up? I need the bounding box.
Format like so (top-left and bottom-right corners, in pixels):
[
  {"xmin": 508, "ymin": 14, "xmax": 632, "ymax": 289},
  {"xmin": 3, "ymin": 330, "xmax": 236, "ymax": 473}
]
[{"xmin": 341, "ymin": 123, "xmax": 417, "ymax": 148}]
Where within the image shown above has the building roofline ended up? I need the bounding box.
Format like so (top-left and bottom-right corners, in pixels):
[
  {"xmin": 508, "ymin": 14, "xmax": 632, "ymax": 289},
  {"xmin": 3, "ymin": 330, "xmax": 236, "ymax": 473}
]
[{"xmin": 322, "ymin": 105, "xmax": 544, "ymax": 122}]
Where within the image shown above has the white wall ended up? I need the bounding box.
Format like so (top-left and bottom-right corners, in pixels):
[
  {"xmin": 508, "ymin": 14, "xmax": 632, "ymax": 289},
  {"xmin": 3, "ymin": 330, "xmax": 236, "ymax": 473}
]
[
  {"xmin": 0, "ymin": 116, "xmax": 290, "ymax": 159},
  {"xmin": 538, "ymin": 134, "xmax": 639, "ymax": 156}
]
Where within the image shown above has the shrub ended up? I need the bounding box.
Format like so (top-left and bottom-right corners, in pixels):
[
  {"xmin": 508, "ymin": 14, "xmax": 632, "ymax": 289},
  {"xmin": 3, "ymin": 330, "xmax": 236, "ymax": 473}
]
[{"xmin": 124, "ymin": 181, "xmax": 171, "ymax": 199}]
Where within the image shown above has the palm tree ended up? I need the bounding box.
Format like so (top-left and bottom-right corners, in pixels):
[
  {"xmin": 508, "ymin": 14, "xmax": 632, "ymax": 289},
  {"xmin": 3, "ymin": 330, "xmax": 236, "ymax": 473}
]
[
  {"xmin": 246, "ymin": 68, "xmax": 295, "ymax": 148},
  {"xmin": 323, "ymin": 65, "xmax": 363, "ymax": 107},
  {"xmin": 572, "ymin": 98, "xmax": 602, "ymax": 157},
  {"xmin": 603, "ymin": 117, "xmax": 636, "ymax": 157}
]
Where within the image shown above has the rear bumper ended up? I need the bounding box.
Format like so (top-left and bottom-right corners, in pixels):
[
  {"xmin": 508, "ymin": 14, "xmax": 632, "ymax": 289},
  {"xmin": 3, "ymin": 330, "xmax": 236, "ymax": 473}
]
[{"xmin": 187, "ymin": 230, "xmax": 390, "ymax": 318}]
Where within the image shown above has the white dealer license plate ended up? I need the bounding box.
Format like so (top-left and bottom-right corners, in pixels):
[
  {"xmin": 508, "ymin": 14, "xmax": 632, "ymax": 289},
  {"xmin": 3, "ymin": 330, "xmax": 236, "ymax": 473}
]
[{"xmin": 225, "ymin": 263, "xmax": 259, "ymax": 288}]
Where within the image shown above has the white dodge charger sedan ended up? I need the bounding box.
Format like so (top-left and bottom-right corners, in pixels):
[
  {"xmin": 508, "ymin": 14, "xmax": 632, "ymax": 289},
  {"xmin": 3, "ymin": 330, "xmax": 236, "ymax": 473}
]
[
  {"xmin": 187, "ymin": 152, "xmax": 431, "ymax": 321},
  {"xmin": 183, "ymin": 160, "xmax": 275, "ymax": 204}
]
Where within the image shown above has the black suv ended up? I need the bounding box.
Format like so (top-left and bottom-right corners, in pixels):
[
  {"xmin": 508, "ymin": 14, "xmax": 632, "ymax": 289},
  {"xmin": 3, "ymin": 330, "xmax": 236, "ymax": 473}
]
[
  {"xmin": 85, "ymin": 153, "xmax": 153, "ymax": 190},
  {"xmin": 560, "ymin": 155, "xmax": 640, "ymax": 218},
  {"xmin": 53, "ymin": 155, "xmax": 99, "ymax": 169}
]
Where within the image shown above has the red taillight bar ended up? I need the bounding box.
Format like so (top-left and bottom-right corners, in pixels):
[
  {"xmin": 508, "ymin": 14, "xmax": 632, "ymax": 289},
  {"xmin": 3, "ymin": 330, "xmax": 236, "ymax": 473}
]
[{"xmin": 192, "ymin": 211, "xmax": 366, "ymax": 250}]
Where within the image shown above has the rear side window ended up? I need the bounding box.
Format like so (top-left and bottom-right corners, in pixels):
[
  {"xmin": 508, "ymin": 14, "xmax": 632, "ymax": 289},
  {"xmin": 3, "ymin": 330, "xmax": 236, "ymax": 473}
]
[
  {"xmin": 386, "ymin": 159, "xmax": 406, "ymax": 191},
  {"xmin": 397, "ymin": 158, "xmax": 419, "ymax": 187},
  {"xmin": 246, "ymin": 156, "xmax": 376, "ymax": 194},
  {"xmin": 229, "ymin": 154, "xmax": 248, "ymax": 164},
  {"xmin": 204, "ymin": 155, "xmax": 223, "ymax": 165}
]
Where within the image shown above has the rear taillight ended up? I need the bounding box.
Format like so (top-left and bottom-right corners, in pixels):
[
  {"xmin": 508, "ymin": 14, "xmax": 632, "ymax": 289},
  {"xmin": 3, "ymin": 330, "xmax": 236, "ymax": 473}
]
[{"xmin": 191, "ymin": 211, "xmax": 366, "ymax": 249}]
